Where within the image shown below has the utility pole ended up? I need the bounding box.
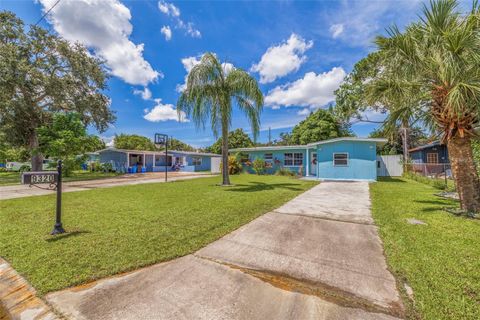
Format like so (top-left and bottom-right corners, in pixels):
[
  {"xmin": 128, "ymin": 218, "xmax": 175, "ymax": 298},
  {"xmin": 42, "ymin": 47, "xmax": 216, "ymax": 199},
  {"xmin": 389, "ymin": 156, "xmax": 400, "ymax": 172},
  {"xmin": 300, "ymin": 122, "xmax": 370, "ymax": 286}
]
[{"xmin": 268, "ymin": 127, "xmax": 272, "ymax": 146}]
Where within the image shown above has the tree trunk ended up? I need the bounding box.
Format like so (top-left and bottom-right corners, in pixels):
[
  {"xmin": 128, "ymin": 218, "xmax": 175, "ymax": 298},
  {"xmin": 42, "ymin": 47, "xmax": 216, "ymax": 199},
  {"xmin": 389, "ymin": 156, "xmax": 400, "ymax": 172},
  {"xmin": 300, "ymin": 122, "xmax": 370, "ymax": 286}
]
[
  {"xmin": 221, "ymin": 124, "xmax": 231, "ymax": 186},
  {"xmin": 447, "ymin": 135, "xmax": 480, "ymax": 213},
  {"xmin": 401, "ymin": 124, "xmax": 409, "ymax": 163},
  {"xmin": 29, "ymin": 131, "xmax": 43, "ymax": 171}
]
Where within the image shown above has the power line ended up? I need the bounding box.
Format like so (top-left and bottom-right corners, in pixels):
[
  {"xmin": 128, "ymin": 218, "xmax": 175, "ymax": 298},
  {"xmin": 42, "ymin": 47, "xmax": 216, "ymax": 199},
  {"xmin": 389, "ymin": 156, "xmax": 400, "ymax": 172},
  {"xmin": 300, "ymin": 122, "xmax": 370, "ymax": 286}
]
[{"xmin": 34, "ymin": 0, "xmax": 62, "ymax": 26}]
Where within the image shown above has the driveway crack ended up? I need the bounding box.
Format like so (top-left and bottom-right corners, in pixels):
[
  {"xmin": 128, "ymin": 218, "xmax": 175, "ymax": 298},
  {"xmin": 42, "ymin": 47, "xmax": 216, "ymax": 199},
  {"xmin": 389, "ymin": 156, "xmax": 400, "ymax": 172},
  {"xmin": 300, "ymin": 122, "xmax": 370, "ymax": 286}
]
[{"xmin": 194, "ymin": 255, "xmax": 404, "ymax": 319}]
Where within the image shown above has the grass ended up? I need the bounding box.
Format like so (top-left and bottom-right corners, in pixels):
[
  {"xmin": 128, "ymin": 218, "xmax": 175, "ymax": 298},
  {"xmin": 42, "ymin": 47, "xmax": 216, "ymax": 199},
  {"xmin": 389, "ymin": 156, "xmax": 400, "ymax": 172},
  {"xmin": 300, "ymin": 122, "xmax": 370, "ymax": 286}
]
[
  {"xmin": 403, "ymin": 171, "xmax": 456, "ymax": 192},
  {"xmin": 0, "ymin": 174, "xmax": 317, "ymax": 295},
  {"xmin": 0, "ymin": 170, "xmax": 121, "ymax": 186},
  {"xmin": 370, "ymin": 178, "xmax": 480, "ymax": 320}
]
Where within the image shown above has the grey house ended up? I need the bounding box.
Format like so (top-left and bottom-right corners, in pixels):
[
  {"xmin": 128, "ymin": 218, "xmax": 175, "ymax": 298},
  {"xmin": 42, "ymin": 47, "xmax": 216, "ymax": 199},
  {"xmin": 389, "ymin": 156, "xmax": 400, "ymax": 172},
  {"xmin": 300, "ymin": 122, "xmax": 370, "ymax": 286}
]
[{"xmin": 97, "ymin": 148, "xmax": 221, "ymax": 173}]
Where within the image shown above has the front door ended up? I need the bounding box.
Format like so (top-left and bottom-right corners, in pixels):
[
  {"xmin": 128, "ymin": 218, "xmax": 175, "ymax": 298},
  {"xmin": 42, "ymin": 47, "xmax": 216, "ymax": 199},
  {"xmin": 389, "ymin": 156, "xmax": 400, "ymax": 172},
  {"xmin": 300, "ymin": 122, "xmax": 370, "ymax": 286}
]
[{"xmin": 310, "ymin": 152, "xmax": 317, "ymax": 175}]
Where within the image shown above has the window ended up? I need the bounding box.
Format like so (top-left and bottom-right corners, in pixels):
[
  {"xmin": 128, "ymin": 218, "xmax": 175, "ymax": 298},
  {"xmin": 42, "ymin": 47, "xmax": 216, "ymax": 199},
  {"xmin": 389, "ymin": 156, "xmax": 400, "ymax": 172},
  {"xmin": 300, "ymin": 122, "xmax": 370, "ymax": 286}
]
[
  {"xmin": 284, "ymin": 153, "xmax": 303, "ymax": 166},
  {"xmin": 192, "ymin": 156, "xmax": 202, "ymax": 166},
  {"xmin": 264, "ymin": 153, "xmax": 273, "ymax": 161},
  {"xmin": 333, "ymin": 153, "xmax": 348, "ymax": 166},
  {"xmin": 426, "ymin": 153, "xmax": 438, "ymax": 164}
]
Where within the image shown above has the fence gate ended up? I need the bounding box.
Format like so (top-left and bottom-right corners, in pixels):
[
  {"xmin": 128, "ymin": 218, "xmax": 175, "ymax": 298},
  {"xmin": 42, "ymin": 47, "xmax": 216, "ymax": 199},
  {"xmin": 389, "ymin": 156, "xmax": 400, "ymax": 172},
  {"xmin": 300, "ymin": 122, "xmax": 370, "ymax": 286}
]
[{"xmin": 377, "ymin": 155, "xmax": 403, "ymax": 177}]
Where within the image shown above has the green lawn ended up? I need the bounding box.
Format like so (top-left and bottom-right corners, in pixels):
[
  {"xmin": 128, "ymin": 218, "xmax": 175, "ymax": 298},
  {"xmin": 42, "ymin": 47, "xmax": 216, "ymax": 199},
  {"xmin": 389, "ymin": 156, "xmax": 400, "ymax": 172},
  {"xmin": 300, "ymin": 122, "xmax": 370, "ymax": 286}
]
[
  {"xmin": 0, "ymin": 175, "xmax": 317, "ymax": 295},
  {"xmin": 0, "ymin": 170, "xmax": 121, "ymax": 186},
  {"xmin": 370, "ymin": 178, "xmax": 480, "ymax": 320}
]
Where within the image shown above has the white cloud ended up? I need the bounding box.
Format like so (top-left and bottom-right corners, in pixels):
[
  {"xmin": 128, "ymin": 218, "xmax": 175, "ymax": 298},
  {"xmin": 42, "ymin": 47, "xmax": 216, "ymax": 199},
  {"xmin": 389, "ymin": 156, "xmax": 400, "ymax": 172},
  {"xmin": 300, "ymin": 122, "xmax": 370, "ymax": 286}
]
[
  {"xmin": 265, "ymin": 67, "xmax": 346, "ymax": 109},
  {"xmin": 101, "ymin": 136, "xmax": 115, "ymax": 147},
  {"xmin": 297, "ymin": 108, "xmax": 311, "ymax": 116},
  {"xmin": 39, "ymin": 0, "xmax": 160, "ymax": 86},
  {"xmin": 329, "ymin": 24, "xmax": 344, "ymax": 38},
  {"xmin": 158, "ymin": 1, "xmax": 201, "ymax": 38},
  {"xmin": 144, "ymin": 99, "xmax": 189, "ymax": 122},
  {"xmin": 176, "ymin": 55, "xmax": 234, "ymax": 92},
  {"xmin": 251, "ymin": 33, "xmax": 313, "ymax": 84},
  {"xmin": 158, "ymin": 1, "xmax": 180, "ymax": 17},
  {"xmin": 160, "ymin": 25, "xmax": 172, "ymax": 41},
  {"xmin": 133, "ymin": 87, "xmax": 152, "ymax": 100}
]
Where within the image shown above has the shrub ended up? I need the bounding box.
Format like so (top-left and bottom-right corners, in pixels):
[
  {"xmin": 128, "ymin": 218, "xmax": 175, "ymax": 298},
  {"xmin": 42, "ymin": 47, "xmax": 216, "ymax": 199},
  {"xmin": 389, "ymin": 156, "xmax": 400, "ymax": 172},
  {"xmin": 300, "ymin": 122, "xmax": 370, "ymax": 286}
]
[
  {"xmin": 275, "ymin": 167, "xmax": 295, "ymax": 177},
  {"xmin": 252, "ymin": 159, "xmax": 266, "ymax": 175},
  {"xmin": 19, "ymin": 164, "xmax": 31, "ymax": 172},
  {"xmin": 220, "ymin": 156, "xmax": 242, "ymax": 175}
]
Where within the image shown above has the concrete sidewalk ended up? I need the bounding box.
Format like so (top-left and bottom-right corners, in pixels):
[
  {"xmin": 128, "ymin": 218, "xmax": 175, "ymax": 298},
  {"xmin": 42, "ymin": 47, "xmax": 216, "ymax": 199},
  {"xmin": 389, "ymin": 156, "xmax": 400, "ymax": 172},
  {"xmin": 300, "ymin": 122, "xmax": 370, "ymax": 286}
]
[
  {"xmin": 0, "ymin": 172, "xmax": 214, "ymax": 200},
  {"xmin": 46, "ymin": 182, "xmax": 404, "ymax": 320}
]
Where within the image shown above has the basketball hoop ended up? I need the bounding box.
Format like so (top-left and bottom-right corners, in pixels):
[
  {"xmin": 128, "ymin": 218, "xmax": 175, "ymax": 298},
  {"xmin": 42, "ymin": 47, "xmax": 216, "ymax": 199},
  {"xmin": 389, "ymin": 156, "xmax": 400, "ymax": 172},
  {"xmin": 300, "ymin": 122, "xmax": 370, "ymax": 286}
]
[{"xmin": 154, "ymin": 133, "xmax": 169, "ymax": 182}]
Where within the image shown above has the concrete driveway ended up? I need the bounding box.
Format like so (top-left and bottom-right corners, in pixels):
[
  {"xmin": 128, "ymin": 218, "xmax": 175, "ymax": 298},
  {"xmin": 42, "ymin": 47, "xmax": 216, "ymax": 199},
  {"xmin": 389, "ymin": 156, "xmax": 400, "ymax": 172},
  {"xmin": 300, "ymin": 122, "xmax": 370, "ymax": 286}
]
[
  {"xmin": 0, "ymin": 172, "xmax": 214, "ymax": 200},
  {"xmin": 46, "ymin": 181, "xmax": 404, "ymax": 320}
]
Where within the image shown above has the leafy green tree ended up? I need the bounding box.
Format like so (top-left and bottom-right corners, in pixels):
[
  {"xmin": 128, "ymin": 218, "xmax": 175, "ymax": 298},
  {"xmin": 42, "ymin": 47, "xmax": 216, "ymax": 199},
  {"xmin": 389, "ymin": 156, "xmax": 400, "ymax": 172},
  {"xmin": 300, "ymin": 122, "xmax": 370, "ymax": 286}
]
[
  {"xmin": 177, "ymin": 53, "xmax": 263, "ymax": 185},
  {"xmin": 207, "ymin": 128, "xmax": 253, "ymax": 154},
  {"xmin": 0, "ymin": 12, "xmax": 115, "ymax": 171},
  {"xmin": 38, "ymin": 113, "xmax": 103, "ymax": 176},
  {"xmin": 86, "ymin": 135, "xmax": 106, "ymax": 152},
  {"xmin": 273, "ymin": 132, "xmax": 293, "ymax": 146},
  {"xmin": 366, "ymin": 0, "xmax": 480, "ymax": 212},
  {"xmin": 369, "ymin": 126, "xmax": 429, "ymax": 155},
  {"xmin": 165, "ymin": 138, "xmax": 194, "ymax": 152},
  {"xmin": 0, "ymin": 132, "xmax": 29, "ymax": 163},
  {"xmin": 334, "ymin": 52, "xmax": 423, "ymax": 161},
  {"xmin": 289, "ymin": 109, "xmax": 353, "ymax": 145},
  {"xmin": 113, "ymin": 134, "xmax": 156, "ymax": 151}
]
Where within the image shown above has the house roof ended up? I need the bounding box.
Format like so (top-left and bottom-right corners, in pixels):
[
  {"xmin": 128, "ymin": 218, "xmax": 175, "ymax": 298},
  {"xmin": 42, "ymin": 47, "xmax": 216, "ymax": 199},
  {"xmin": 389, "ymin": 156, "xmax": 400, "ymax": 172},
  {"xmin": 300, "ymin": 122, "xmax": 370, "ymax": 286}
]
[
  {"xmin": 408, "ymin": 141, "xmax": 442, "ymax": 153},
  {"xmin": 229, "ymin": 137, "xmax": 387, "ymax": 152},
  {"xmin": 96, "ymin": 147, "xmax": 221, "ymax": 157}
]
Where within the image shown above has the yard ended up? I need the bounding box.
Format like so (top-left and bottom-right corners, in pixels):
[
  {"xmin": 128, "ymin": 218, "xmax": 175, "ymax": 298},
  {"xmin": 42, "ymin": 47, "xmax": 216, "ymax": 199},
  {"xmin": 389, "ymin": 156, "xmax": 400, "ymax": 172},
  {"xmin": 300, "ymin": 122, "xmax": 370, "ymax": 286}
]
[
  {"xmin": 0, "ymin": 174, "xmax": 317, "ymax": 295},
  {"xmin": 371, "ymin": 178, "xmax": 480, "ymax": 320},
  {"xmin": 0, "ymin": 170, "xmax": 121, "ymax": 186}
]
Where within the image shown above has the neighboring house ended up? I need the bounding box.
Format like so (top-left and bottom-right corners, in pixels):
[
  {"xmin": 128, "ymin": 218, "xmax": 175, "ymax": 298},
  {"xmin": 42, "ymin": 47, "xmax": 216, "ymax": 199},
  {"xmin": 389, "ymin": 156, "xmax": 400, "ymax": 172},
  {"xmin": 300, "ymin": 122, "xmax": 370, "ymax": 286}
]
[
  {"xmin": 408, "ymin": 141, "xmax": 451, "ymax": 176},
  {"xmin": 97, "ymin": 148, "xmax": 221, "ymax": 173},
  {"xmin": 409, "ymin": 141, "xmax": 449, "ymax": 164},
  {"xmin": 230, "ymin": 137, "xmax": 387, "ymax": 181}
]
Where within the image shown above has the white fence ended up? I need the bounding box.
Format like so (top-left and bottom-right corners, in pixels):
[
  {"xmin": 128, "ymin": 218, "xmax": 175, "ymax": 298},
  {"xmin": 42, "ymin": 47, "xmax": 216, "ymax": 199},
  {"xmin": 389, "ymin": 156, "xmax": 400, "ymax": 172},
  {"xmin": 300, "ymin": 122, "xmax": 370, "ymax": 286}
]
[{"xmin": 377, "ymin": 155, "xmax": 403, "ymax": 177}]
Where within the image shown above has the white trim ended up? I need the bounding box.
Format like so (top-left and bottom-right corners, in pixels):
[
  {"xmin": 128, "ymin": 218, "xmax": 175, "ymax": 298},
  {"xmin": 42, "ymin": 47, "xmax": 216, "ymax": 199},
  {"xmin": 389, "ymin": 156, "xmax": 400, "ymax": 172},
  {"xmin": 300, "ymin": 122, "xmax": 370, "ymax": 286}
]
[
  {"xmin": 284, "ymin": 152, "xmax": 303, "ymax": 167},
  {"xmin": 306, "ymin": 148, "xmax": 310, "ymax": 177},
  {"xmin": 333, "ymin": 152, "xmax": 349, "ymax": 166}
]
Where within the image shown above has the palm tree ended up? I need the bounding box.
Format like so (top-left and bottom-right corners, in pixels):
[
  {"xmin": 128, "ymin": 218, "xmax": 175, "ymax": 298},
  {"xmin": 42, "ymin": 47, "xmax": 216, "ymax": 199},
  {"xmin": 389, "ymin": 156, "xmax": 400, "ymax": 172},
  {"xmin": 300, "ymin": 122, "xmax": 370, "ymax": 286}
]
[
  {"xmin": 367, "ymin": 0, "xmax": 480, "ymax": 212},
  {"xmin": 177, "ymin": 53, "xmax": 263, "ymax": 185}
]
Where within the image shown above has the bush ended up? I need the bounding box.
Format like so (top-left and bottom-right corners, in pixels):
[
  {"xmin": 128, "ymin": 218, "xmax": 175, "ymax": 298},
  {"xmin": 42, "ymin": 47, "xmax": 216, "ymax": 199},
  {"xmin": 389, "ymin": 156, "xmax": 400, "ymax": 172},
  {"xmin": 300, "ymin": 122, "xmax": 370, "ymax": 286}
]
[
  {"xmin": 275, "ymin": 167, "xmax": 295, "ymax": 177},
  {"xmin": 220, "ymin": 156, "xmax": 242, "ymax": 175},
  {"xmin": 100, "ymin": 162, "xmax": 113, "ymax": 172},
  {"xmin": 19, "ymin": 164, "xmax": 31, "ymax": 172},
  {"xmin": 252, "ymin": 159, "xmax": 266, "ymax": 175}
]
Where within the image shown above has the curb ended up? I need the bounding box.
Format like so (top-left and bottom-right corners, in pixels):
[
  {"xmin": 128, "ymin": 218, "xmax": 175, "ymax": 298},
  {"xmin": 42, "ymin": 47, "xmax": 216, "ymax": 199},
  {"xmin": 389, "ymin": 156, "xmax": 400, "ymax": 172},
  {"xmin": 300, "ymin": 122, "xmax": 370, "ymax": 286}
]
[{"xmin": 0, "ymin": 258, "xmax": 59, "ymax": 320}]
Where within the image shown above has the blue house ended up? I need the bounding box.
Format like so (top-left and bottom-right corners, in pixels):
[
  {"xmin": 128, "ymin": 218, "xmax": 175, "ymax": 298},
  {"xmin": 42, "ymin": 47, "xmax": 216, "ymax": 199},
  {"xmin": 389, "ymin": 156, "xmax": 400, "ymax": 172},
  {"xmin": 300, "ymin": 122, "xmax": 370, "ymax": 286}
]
[
  {"xmin": 97, "ymin": 148, "xmax": 221, "ymax": 173},
  {"xmin": 230, "ymin": 137, "xmax": 387, "ymax": 181},
  {"xmin": 409, "ymin": 141, "xmax": 449, "ymax": 164}
]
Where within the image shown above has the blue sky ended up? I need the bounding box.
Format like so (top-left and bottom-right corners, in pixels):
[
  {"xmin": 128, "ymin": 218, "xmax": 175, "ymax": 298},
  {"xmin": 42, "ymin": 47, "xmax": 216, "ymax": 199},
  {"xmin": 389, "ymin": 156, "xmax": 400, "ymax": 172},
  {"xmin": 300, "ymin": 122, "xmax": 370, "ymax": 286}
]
[{"xmin": 3, "ymin": 0, "xmax": 430, "ymax": 147}]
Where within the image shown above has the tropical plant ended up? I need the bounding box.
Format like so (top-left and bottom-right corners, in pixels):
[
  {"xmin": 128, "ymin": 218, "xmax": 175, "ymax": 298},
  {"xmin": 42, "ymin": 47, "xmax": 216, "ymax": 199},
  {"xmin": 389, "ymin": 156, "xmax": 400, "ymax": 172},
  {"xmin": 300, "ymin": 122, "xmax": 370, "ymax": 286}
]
[
  {"xmin": 177, "ymin": 53, "xmax": 263, "ymax": 185},
  {"xmin": 0, "ymin": 12, "xmax": 115, "ymax": 171},
  {"xmin": 365, "ymin": 0, "xmax": 480, "ymax": 212},
  {"xmin": 207, "ymin": 128, "xmax": 253, "ymax": 154},
  {"xmin": 252, "ymin": 159, "xmax": 266, "ymax": 175},
  {"xmin": 219, "ymin": 155, "xmax": 242, "ymax": 175}
]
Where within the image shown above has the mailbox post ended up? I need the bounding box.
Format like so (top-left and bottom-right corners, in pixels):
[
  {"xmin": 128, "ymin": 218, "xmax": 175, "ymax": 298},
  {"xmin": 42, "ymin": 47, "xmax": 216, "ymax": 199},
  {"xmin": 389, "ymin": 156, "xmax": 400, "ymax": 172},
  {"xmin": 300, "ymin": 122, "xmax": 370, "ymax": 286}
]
[
  {"xmin": 51, "ymin": 160, "xmax": 65, "ymax": 235},
  {"xmin": 21, "ymin": 160, "xmax": 65, "ymax": 235}
]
